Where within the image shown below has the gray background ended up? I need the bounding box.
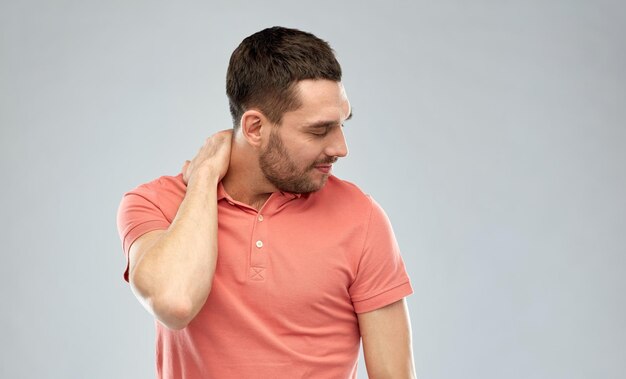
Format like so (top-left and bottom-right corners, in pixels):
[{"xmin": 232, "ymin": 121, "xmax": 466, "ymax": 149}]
[{"xmin": 1, "ymin": 1, "xmax": 624, "ymax": 378}]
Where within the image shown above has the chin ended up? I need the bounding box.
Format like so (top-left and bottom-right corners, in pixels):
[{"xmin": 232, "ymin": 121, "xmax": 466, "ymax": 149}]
[
  {"xmin": 278, "ymin": 177, "xmax": 328, "ymax": 194},
  {"xmin": 303, "ymin": 176, "xmax": 330, "ymax": 194}
]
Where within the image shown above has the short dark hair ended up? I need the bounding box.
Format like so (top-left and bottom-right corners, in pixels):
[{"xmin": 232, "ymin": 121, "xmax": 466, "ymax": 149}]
[{"xmin": 226, "ymin": 26, "xmax": 342, "ymax": 128}]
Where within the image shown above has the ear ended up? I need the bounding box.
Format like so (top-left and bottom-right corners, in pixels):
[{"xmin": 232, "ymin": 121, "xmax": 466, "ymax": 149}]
[{"xmin": 240, "ymin": 110, "xmax": 269, "ymax": 147}]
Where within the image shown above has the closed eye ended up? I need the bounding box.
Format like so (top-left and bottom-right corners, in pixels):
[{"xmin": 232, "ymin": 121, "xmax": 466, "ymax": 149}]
[{"xmin": 311, "ymin": 130, "xmax": 330, "ymax": 137}]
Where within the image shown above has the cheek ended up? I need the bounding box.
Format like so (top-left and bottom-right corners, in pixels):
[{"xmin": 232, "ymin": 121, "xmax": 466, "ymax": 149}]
[
  {"xmin": 297, "ymin": 150, "xmax": 324, "ymax": 168},
  {"xmin": 287, "ymin": 142, "xmax": 322, "ymax": 164}
]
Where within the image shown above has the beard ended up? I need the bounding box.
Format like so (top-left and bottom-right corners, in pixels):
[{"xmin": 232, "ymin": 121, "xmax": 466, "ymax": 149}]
[{"xmin": 259, "ymin": 129, "xmax": 336, "ymax": 194}]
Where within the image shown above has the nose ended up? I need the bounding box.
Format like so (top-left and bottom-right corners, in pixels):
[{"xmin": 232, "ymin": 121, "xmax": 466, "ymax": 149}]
[{"xmin": 325, "ymin": 126, "xmax": 349, "ymax": 158}]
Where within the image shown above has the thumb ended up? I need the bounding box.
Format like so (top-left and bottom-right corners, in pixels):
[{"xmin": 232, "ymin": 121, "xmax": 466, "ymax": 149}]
[{"xmin": 182, "ymin": 160, "xmax": 191, "ymax": 184}]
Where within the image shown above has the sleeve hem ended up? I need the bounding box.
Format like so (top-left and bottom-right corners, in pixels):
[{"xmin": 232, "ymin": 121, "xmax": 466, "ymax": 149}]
[
  {"xmin": 122, "ymin": 220, "xmax": 170, "ymax": 255},
  {"xmin": 122, "ymin": 220, "xmax": 170, "ymax": 282},
  {"xmin": 352, "ymin": 281, "xmax": 413, "ymax": 314}
]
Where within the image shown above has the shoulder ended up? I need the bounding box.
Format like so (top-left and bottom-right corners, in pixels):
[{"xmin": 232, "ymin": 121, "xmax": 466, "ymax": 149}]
[
  {"xmin": 125, "ymin": 173, "xmax": 186, "ymax": 202},
  {"xmin": 311, "ymin": 175, "xmax": 374, "ymax": 212},
  {"xmin": 315, "ymin": 176, "xmax": 395, "ymax": 227},
  {"xmin": 324, "ymin": 175, "xmax": 367, "ymax": 195},
  {"xmin": 120, "ymin": 173, "xmax": 187, "ymax": 219}
]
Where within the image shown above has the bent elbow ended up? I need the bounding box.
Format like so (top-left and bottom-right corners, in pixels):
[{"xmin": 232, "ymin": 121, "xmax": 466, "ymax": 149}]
[
  {"xmin": 152, "ymin": 284, "xmax": 213, "ymax": 330},
  {"xmin": 129, "ymin": 269, "xmax": 212, "ymax": 330},
  {"xmin": 153, "ymin": 296, "xmax": 198, "ymax": 330}
]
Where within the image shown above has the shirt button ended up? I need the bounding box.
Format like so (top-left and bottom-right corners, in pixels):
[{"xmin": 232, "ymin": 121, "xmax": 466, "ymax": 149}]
[
  {"xmin": 255, "ymin": 240, "xmax": 263, "ymax": 248},
  {"xmin": 257, "ymin": 215, "xmax": 264, "ymax": 222}
]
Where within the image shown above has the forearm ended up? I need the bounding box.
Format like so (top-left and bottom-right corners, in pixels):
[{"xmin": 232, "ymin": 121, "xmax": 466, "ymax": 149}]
[
  {"xmin": 360, "ymin": 299, "xmax": 417, "ymax": 379},
  {"xmin": 131, "ymin": 174, "xmax": 220, "ymax": 329}
]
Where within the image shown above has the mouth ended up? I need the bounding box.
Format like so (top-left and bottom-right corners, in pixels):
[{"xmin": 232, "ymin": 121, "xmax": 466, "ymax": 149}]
[
  {"xmin": 313, "ymin": 157, "xmax": 338, "ymax": 174},
  {"xmin": 314, "ymin": 164, "xmax": 333, "ymax": 174}
]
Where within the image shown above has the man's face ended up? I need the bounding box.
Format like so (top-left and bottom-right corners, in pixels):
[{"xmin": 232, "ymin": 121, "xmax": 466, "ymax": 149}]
[{"xmin": 259, "ymin": 79, "xmax": 351, "ymax": 194}]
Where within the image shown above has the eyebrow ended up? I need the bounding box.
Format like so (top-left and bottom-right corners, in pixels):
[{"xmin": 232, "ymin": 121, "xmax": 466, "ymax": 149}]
[{"xmin": 303, "ymin": 110, "xmax": 353, "ymax": 129}]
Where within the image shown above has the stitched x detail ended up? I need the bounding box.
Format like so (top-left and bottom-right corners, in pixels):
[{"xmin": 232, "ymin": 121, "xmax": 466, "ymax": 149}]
[{"xmin": 250, "ymin": 267, "xmax": 265, "ymax": 281}]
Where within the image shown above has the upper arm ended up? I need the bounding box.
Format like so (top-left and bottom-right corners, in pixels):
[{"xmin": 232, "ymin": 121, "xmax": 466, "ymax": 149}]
[
  {"xmin": 117, "ymin": 184, "xmax": 178, "ymax": 281},
  {"xmin": 358, "ymin": 298, "xmax": 416, "ymax": 379},
  {"xmin": 349, "ymin": 198, "xmax": 413, "ymax": 313},
  {"xmin": 127, "ymin": 229, "xmax": 166, "ymax": 285}
]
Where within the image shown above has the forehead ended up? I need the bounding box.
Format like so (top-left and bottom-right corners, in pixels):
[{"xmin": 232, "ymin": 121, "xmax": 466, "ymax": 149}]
[{"xmin": 282, "ymin": 80, "xmax": 351, "ymax": 126}]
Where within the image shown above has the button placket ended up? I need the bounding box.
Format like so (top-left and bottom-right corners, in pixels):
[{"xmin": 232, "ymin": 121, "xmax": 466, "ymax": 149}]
[{"xmin": 249, "ymin": 212, "xmax": 269, "ymax": 280}]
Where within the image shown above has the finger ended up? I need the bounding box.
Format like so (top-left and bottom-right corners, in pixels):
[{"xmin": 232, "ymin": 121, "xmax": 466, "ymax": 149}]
[
  {"xmin": 182, "ymin": 160, "xmax": 190, "ymax": 172},
  {"xmin": 215, "ymin": 129, "xmax": 234, "ymax": 141},
  {"xmin": 182, "ymin": 160, "xmax": 191, "ymax": 183}
]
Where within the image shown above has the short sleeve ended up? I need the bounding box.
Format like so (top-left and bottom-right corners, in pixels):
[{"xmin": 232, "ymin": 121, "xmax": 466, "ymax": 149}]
[
  {"xmin": 116, "ymin": 175, "xmax": 185, "ymax": 282},
  {"xmin": 349, "ymin": 197, "xmax": 413, "ymax": 313}
]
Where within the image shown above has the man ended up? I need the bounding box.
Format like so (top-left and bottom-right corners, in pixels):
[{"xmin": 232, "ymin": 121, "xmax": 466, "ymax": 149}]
[{"xmin": 117, "ymin": 26, "xmax": 415, "ymax": 378}]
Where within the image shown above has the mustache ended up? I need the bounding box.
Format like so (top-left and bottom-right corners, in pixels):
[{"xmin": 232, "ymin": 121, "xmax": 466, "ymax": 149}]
[{"xmin": 313, "ymin": 157, "xmax": 338, "ymax": 166}]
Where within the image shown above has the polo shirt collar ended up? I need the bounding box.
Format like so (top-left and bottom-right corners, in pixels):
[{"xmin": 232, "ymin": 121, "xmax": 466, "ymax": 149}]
[
  {"xmin": 280, "ymin": 191, "xmax": 303, "ymax": 199},
  {"xmin": 217, "ymin": 182, "xmax": 306, "ymax": 209},
  {"xmin": 217, "ymin": 181, "xmax": 229, "ymax": 201},
  {"xmin": 218, "ymin": 182, "xmax": 304, "ymax": 200}
]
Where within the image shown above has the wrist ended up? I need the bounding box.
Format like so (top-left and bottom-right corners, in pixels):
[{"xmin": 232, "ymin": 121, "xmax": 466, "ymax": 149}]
[{"xmin": 186, "ymin": 168, "xmax": 221, "ymax": 193}]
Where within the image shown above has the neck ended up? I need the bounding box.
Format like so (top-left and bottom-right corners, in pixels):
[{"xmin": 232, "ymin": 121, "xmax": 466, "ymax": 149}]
[{"xmin": 221, "ymin": 136, "xmax": 275, "ymax": 211}]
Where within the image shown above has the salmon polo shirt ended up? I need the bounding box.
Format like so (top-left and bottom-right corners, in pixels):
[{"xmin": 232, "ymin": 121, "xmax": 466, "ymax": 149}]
[{"xmin": 117, "ymin": 173, "xmax": 413, "ymax": 379}]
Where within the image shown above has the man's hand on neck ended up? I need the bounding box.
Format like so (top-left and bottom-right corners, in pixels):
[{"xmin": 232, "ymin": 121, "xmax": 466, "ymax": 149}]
[{"xmin": 182, "ymin": 129, "xmax": 233, "ymax": 190}]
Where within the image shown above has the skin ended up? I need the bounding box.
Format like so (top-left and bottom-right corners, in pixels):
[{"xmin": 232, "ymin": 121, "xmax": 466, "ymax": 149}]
[
  {"xmin": 222, "ymin": 79, "xmax": 351, "ymax": 208},
  {"xmin": 128, "ymin": 131, "xmax": 231, "ymax": 329},
  {"xmin": 127, "ymin": 79, "xmax": 416, "ymax": 377},
  {"xmin": 359, "ymin": 298, "xmax": 417, "ymax": 379}
]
